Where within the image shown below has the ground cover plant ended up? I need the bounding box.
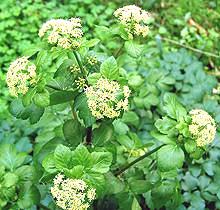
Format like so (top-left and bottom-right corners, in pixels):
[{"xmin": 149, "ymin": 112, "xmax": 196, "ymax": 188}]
[{"xmin": 1, "ymin": 1, "xmax": 220, "ymax": 210}]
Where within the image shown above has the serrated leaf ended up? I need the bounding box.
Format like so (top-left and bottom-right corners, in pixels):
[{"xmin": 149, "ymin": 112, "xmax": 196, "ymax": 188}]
[
  {"xmin": 90, "ymin": 152, "xmax": 112, "ymax": 173},
  {"xmin": 125, "ymin": 41, "xmax": 144, "ymax": 58},
  {"xmin": 100, "ymin": 56, "xmax": 119, "ymax": 80},
  {"xmin": 54, "ymin": 144, "xmax": 72, "ymax": 170}
]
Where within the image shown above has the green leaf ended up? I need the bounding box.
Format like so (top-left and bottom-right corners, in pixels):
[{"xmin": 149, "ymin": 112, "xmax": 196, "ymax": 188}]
[
  {"xmin": 93, "ymin": 124, "xmax": 113, "ymax": 146},
  {"xmin": 105, "ymin": 173, "xmax": 125, "ymax": 194},
  {"xmin": 42, "ymin": 153, "xmax": 57, "ymax": 174},
  {"xmin": 155, "ymin": 117, "xmax": 177, "ymax": 135},
  {"xmin": 74, "ymin": 93, "xmax": 95, "ymax": 127},
  {"xmin": 54, "ymin": 59, "xmax": 74, "ymax": 77},
  {"xmin": 128, "ymin": 75, "xmax": 144, "ymax": 89},
  {"xmin": 151, "ymin": 130, "xmax": 176, "ymax": 144},
  {"xmin": 15, "ymin": 165, "xmax": 34, "ymax": 183},
  {"xmin": 117, "ymin": 135, "xmax": 134, "ymax": 149},
  {"xmin": 28, "ymin": 104, "xmax": 45, "ymax": 124},
  {"xmin": 113, "ymin": 119, "xmax": 129, "ymax": 135},
  {"xmin": 157, "ymin": 145, "xmax": 185, "ymax": 171},
  {"xmin": 83, "ymin": 173, "xmax": 105, "ymax": 196},
  {"xmin": 33, "ymin": 90, "xmax": 50, "ymax": 108},
  {"xmin": 22, "ymin": 88, "xmax": 36, "ymax": 106},
  {"xmin": 9, "ymin": 99, "xmax": 24, "ymax": 118},
  {"xmin": 129, "ymin": 180, "xmax": 153, "ymax": 194},
  {"xmin": 87, "ymin": 73, "xmax": 102, "ymax": 85},
  {"xmin": 81, "ymin": 38, "xmax": 100, "ymax": 48},
  {"xmin": 132, "ymin": 198, "xmax": 142, "ymax": 210},
  {"xmin": 0, "ymin": 144, "xmax": 27, "ymax": 171},
  {"xmin": 184, "ymin": 140, "xmax": 197, "ymax": 153},
  {"xmin": 63, "ymin": 119, "xmax": 84, "ymax": 147},
  {"xmin": 100, "ymin": 56, "xmax": 119, "ymax": 80},
  {"xmin": 91, "ymin": 152, "xmax": 112, "ymax": 173},
  {"xmin": 72, "ymin": 144, "xmax": 92, "ymax": 168},
  {"xmin": 3, "ymin": 172, "xmax": 18, "ymax": 187},
  {"xmin": 163, "ymin": 93, "xmax": 187, "ymax": 121},
  {"xmin": 64, "ymin": 165, "xmax": 84, "ymax": 179},
  {"xmin": 17, "ymin": 185, "xmax": 40, "ymax": 209},
  {"xmin": 122, "ymin": 111, "xmax": 139, "ymax": 127},
  {"xmin": 50, "ymin": 90, "xmax": 78, "ymax": 105},
  {"xmin": 54, "ymin": 144, "xmax": 72, "ymax": 170},
  {"xmin": 125, "ymin": 41, "xmax": 144, "ymax": 58}
]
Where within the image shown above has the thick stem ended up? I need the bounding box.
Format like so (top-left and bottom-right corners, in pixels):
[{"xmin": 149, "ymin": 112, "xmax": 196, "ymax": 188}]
[
  {"xmin": 73, "ymin": 51, "xmax": 86, "ymax": 75},
  {"xmin": 86, "ymin": 126, "xmax": 93, "ymax": 145},
  {"xmin": 114, "ymin": 144, "xmax": 165, "ymax": 176}
]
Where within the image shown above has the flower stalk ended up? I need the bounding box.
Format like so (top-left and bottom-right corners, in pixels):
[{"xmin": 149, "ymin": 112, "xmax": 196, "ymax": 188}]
[{"xmin": 114, "ymin": 144, "xmax": 165, "ymax": 176}]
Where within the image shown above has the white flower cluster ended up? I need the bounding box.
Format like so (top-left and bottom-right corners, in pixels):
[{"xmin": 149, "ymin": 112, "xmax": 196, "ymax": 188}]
[
  {"xmin": 189, "ymin": 109, "xmax": 216, "ymax": 147},
  {"xmin": 114, "ymin": 5, "xmax": 151, "ymax": 38},
  {"xmin": 85, "ymin": 78, "xmax": 130, "ymax": 119},
  {"xmin": 6, "ymin": 56, "xmax": 37, "ymax": 96},
  {"xmin": 39, "ymin": 18, "xmax": 83, "ymax": 49},
  {"xmin": 51, "ymin": 174, "xmax": 96, "ymax": 210}
]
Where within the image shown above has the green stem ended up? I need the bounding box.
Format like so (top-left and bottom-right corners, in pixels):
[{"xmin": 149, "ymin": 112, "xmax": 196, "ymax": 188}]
[
  {"xmin": 159, "ymin": 36, "xmax": 220, "ymax": 59},
  {"xmin": 114, "ymin": 42, "xmax": 124, "ymax": 58},
  {"xmin": 73, "ymin": 51, "xmax": 86, "ymax": 75},
  {"xmin": 114, "ymin": 144, "xmax": 165, "ymax": 176}
]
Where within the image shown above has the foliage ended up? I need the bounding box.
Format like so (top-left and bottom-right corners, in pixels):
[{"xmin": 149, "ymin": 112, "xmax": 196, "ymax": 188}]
[{"xmin": 1, "ymin": 0, "xmax": 220, "ymax": 210}]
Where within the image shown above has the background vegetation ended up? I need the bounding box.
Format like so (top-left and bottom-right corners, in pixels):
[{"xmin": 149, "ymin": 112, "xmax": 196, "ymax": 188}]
[{"xmin": 0, "ymin": 0, "xmax": 220, "ymax": 209}]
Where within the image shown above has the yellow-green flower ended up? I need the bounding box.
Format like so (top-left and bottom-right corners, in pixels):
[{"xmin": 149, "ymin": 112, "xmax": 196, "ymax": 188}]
[
  {"xmin": 39, "ymin": 18, "xmax": 83, "ymax": 49},
  {"xmin": 6, "ymin": 56, "xmax": 37, "ymax": 96},
  {"xmin": 51, "ymin": 173, "xmax": 96, "ymax": 210},
  {"xmin": 85, "ymin": 78, "xmax": 130, "ymax": 119},
  {"xmin": 189, "ymin": 109, "xmax": 216, "ymax": 147},
  {"xmin": 114, "ymin": 5, "xmax": 151, "ymax": 39}
]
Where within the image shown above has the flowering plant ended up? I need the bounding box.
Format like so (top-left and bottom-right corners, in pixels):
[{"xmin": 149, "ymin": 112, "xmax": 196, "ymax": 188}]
[{"xmin": 5, "ymin": 4, "xmax": 218, "ymax": 210}]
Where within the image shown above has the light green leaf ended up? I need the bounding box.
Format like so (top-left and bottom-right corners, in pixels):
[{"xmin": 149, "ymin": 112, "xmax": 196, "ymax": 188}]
[
  {"xmin": 42, "ymin": 153, "xmax": 57, "ymax": 174},
  {"xmin": 132, "ymin": 198, "xmax": 142, "ymax": 210},
  {"xmin": 125, "ymin": 41, "xmax": 144, "ymax": 58},
  {"xmin": 33, "ymin": 90, "xmax": 50, "ymax": 108},
  {"xmin": 72, "ymin": 144, "xmax": 92, "ymax": 168},
  {"xmin": 163, "ymin": 93, "xmax": 187, "ymax": 121},
  {"xmin": 91, "ymin": 152, "xmax": 112, "ymax": 173},
  {"xmin": 54, "ymin": 144, "xmax": 72, "ymax": 170},
  {"xmin": 17, "ymin": 185, "xmax": 40, "ymax": 209},
  {"xmin": 157, "ymin": 145, "xmax": 185, "ymax": 171},
  {"xmin": 0, "ymin": 144, "xmax": 26, "ymax": 171},
  {"xmin": 155, "ymin": 117, "xmax": 177, "ymax": 135},
  {"xmin": 100, "ymin": 56, "xmax": 119, "ymax": 80},
  {"xmin": 151, "ymin": 130, "xmax": 176, "ymax": 144}
]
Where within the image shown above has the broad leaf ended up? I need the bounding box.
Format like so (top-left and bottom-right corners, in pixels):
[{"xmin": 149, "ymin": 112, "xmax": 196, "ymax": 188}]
[
  {"xmin": 91, "ymin": 152, "xmax": 112, "ymax": 173},
  {"xmin": 54, "ymin": 144, "xmax": 72, "ymax": 170},
  {"xmin": 100, "ymin": 56, "xmax": 119, "ymax": 80},
  {"xmin": 157, "ymin": 145, "xmax": 185, "ymax": 171}
]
